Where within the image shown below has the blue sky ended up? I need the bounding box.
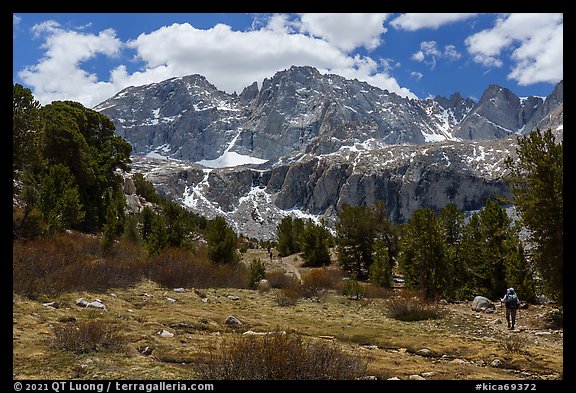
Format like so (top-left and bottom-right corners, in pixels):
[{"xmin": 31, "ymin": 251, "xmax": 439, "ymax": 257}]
[{"xmin": 12, "ymin": 13, "xmax": 563, "ymax": 108}]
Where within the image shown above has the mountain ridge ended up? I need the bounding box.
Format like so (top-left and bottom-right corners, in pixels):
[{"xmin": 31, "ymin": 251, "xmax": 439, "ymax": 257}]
[
  {"xmin": 94, "ymin": 65, "xmax": 563, "ymax": 166},
  {"xmin": 93, "ymin": 66, "xmax": 563, "ymax": 240}
]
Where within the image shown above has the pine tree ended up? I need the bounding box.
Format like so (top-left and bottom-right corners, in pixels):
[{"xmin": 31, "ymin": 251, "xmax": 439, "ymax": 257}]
[
  {"xmin": 504, "ymin": 128, "xmax": 563, "ymax": 304},
  {"xmin": 37, "ymin": 164, "xmax": 84, "ymax": 234},
  {"xmin": 336, "ymin": 204, "xmax": 376, "ymax": 279},
  {"xmin": 398, "ymin": 208, "xmax": 447, "ymax": 300},
  {"xmin": 300, "ymin": 221, "xmax": 331, "ymax": 267},
  {"xmin": 438, "ymin": 203, "xmax": 467, "ymax": 299},
  {"xmin": 276, "ymin": 216, "xmax": 304, "ymax": 256},
  {"xmin": 207, "ymin": 216, "xmax": 238, "ymax": 264},
  {"xmin": 369, "ymin": 239, "xmax": 392, "ymax": 287},
  {"xmin": 146, "ymin": 213, "xmax": 168, "ymax": 256}
]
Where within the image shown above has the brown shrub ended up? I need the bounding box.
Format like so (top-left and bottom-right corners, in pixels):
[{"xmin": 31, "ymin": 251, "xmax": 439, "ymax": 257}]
[
  {"xmin": 265, "ymin": 271, "xmax": 299, "ymax": 289},
  {"xmin": 386, "ymin": 296, "xmax": 445, "ymax": 321},
  {"xmin": 49, "ymin": 319, "xmax": 125, "ymax": 354},
  {"xmin": 148, "ymin": 246, "xmax": 248, "ymax": 289},
  {"xmin": 301, "ymin": 268, "xmax": 344, "ymax": 291},
  {"xmin": 200, "ymin": 332, "xmax": 369, "ymax": 380},
  {"xmin": 13, "ymin": 232, "xmax": 145, "ymax": 297}
]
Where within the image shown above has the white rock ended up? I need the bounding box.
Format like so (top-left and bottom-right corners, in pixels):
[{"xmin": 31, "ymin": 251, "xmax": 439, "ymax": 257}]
[
  {"xmin": 158, "ymin": 329, "xmax": 174, "ymax": 338},
  {"xmin": 409, "ymin": 375, "xmax": 426, "ymax": 380},
  {"xmin": 174, "ymin": 288, "xmax": 186, "ymax": 293},
  {"xmin": 166, "ymin": 297, "xmax": 176, "ymax": 303},
  {"xmin": 387, "ymin": 377, "xmax": 401, "ymax": 380}
]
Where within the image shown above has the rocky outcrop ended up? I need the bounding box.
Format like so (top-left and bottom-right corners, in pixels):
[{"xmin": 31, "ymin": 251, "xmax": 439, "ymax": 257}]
[{"xmin": 132, "ymin": 135, "xmax": 517, "ymax": 240}]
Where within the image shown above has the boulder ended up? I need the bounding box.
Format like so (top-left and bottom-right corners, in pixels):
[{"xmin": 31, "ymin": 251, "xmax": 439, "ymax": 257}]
[
  {"xmin": 224, "ymin": 315, "xmax": 242, "ymax": 325},
  {"xmin": 472, "ymin": 296, "xmax": 495, "ymax": 312},
  {"xmin": 257, "ymin": 279, "xmax": 271, "ymax": 291}
]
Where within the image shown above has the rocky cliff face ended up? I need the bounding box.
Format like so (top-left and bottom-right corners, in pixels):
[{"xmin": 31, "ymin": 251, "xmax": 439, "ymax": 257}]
[
  {"xmin": 95, "ymin": 67, "xmax": 563, "ymax": 240},
  {"xmin": 130, "ymin": 136, "xmax": 518, "ymax": 240}
]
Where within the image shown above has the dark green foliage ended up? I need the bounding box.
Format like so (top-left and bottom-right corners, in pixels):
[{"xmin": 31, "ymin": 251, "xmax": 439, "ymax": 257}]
[
  {"xmin": 206, "ymin": 216, "xmax": 238, "ymax": 264},
  {"xmin": 342, "ymin": 279, "xmax": 366, "ymax": 300},
  {"xmin": 336, "ymin": 202, "xmax": 398, "ymax": 281},
  {"xmin": 438, "ymin": 203, "xmax": 467, "ymax": 298},
  {"xmin": 13, "ymin": 85, "xmax": 132, "ymax": 238},
  {"xmin": 146, "ymin": 213, "xmax": 169, "ymax": 256},
  {"xmin": 122, "ymin": 214, "xmax": 142, "ymax": 244},
  {"xmin": 40, "ymin": 100, "xmax": 131, "ymax": 231},
  {"xmin": 37, "ymin": 164, "xmax": 84, "ymax": 234},
  {"xmin": 132, "ymin": 173, "xmax": 162, "ymax": 205},
  {"xmin": 369, "ymin": 239, "xmax": 392, "ymax": 287},
  {"xmin": 102, "ymin": 187, "xmax": 127, "ymax": 250},
  {"xmin": 276, "ymin": 216, "xmax": 304, "ymax": 256},
  {"xmin": 504, "ymin": 237, "xmax": 537, "ymax": 303},
  {"xmin": 13, "ymin": 84, "xmax": 42, "ymax": 176},
  {"xmin": 300, "ymin": 221, "xmax": 332, "ymax": 267},
  {"xmin": 398, "ymin": 208, "xmax": 448, "ymax": 300},
  {"xmin": 141, "ymin": 207, "xmax": 155, "ymax": 242},
  {"xmin": 504, "ymin": 128, "xmax": 563, "ymax": 304},
  {"xmin": 336, "ymin": 204, "xmax": 376, "ymax": 279},
  {"xmin": 248, "ymin": 258, "xmax": 267, "ymax": 289}
]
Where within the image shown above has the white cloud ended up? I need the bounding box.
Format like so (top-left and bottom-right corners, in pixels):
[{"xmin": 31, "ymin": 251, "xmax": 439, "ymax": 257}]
[
  {"xmin": 297, "ymin": 13, "xmax": 389, "ymax": 51},
  {"xmin": 13, "ymin": 14, "xmax": 21, "ymax": 38},
  {"xmin": 465, "ymin": 13, "xmax": 563, "ymax": 85},
  {"xmin": 410, "ymin": 71, "xmax": 423, "ymax": 81},
  {"xmin": 391, "ymin": 13, "xmax": 478, "ymax": 31},
  {"xmin": 19, "ymin": 21, "xmax": 123, "ymax": 107},
  {"xmin": 411, "ymin": 40, "xmax": 461, "ymax": 69},
  {"xmin": 19, "ymin": 14, "xmax": 416, "ymax": 107}
]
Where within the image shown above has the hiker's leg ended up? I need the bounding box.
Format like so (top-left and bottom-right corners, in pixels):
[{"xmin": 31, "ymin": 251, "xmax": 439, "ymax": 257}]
[
  {"xmin": 505, "ymin": 308, "xmax": 511, "ymax": 327},
  {"xmin": 511, "ymin": 309, "xmax": 517, "ymax": 329}
]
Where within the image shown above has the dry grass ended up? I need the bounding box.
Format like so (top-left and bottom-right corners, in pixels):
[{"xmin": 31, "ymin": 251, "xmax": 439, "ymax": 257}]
[{"xmin": 13, "ymin": 281, "xmax": 564, "ymax": 380}]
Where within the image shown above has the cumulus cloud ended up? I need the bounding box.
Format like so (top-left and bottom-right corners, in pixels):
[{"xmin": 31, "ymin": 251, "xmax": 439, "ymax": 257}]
[
  {"xmin": 465, "ymin": 13, "xmax": 563, "ymax": 85},
  {"xmin": 297, "ymin": 13, "xmax": 389, "ymax": 51},
  {"xmin": 391, "ymin": 13, "xmax": 478, "ymax": 31},
  {"xmin": 19, "ymin": 20, "xmax": 124, "ymax": 107},
  {"xmin": 18, "ymin": 14, "xmax": 416, "ymax": 107}
]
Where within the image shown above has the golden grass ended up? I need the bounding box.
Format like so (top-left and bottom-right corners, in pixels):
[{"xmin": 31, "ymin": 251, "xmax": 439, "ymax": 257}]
[{"xmin": 13, "ymin": 279, "xmax": 563, "ymax": 380}]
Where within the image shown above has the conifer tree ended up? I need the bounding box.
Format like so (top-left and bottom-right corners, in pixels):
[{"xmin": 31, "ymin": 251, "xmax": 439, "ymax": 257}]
[
  {"xmin": 300, "ymin": 220, "xmax": 331, "ymax": 267},
  {"xmin": 207, "ymin": 216, "xmax": 238, "ymax": 264},
  {"xmin": 398, "ymin": 208, "xmax": 447, "ymax": 299},
  {"xmin": 504, "ymin": 128, "xmax": 563, "ymax": 304}
]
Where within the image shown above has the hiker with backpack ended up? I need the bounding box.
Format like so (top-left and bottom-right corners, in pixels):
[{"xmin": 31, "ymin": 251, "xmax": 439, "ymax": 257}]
[{"xmin": 501, "ymin": 288, "xmax": 520, "ymax": 330}]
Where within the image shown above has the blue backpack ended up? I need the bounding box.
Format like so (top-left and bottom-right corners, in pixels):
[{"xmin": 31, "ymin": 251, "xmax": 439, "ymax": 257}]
[{"xmin": 506, "ymin": 293, "xmax": 519, "ymax": 309}]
